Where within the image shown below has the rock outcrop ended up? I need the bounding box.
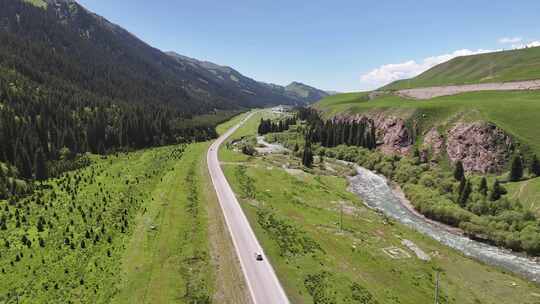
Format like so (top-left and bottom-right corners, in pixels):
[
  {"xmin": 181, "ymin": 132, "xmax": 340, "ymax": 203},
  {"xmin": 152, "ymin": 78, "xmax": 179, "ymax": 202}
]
[
  {"xmin": 334, "ymin": 113, "xmax": 514, "ymax": 173},
  {"xmin": 422, "ymin": 128, "xmax": 445, "ymax": 159},
  {"xmin": 446, "ymin": 122, "xmax": 513, "ymax": 173},
  {"xmin": 334, "ymin": 113, "xmax": 413, "ymax": 155},
  {"xmin": 372, "ymin": 114, "xmax": 413, "ymax": 155}
]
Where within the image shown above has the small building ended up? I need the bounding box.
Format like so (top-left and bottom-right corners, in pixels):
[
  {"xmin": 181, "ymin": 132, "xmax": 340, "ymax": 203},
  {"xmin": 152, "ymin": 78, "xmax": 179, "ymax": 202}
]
[{"xmin": 272, "ymin": 105, "xmax": 293, "ymax": 113}]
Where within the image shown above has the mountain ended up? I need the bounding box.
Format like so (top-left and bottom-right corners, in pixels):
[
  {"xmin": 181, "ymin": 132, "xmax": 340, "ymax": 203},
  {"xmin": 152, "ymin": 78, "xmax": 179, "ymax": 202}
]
[
  {"xmin": 0, "ymin": 0, "xmax": 330, "ymax": 183},
  {"xmin": 284, "ymin": 81, "xmax": 330, "ymax": 104},
  {"xmin": 383, "ymin": 46, "xmax": 540, "ymax": 90},
  {"xmin": 2, "ymin": 0, "xmax": 248, "ymax": 113},
  {"xmin": 166, "ymin": 52, "xmax": 329, "ymax": 106}
]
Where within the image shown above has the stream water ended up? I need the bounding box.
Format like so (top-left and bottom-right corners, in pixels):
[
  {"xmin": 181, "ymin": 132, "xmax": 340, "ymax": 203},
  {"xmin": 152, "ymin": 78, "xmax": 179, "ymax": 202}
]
[{"xmin": 347, "ymin": 165, "xmax": 540, "ymax": 283}]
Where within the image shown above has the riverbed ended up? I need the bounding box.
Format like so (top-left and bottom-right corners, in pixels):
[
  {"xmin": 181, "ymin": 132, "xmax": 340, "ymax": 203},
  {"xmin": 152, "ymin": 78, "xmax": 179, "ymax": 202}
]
[{"xmin": 347, "ymin": 165, "xmax": 540, "ymax": 283}]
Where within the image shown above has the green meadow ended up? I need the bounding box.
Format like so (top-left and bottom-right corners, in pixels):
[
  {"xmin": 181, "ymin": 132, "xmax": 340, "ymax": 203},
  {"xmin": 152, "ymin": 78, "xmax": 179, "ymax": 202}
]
[
  {"xmin": 383, "ymin": 46, "xmax": 540, "ymax": 90},
  {"xmin": 0, "ymin": 144, "xmax": 216, "ymax": 303},
  {"xmin": 507, "ymin": 177, "xmax": 540, "ymax": 213}
]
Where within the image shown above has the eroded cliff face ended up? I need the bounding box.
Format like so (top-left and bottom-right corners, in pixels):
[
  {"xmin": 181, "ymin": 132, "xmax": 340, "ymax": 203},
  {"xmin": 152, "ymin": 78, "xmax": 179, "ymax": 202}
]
[
  {"xmin": 446, "ymin": 122, "xmax": 513, "ymax": 173},
  {"xmin": 335, "ymin": 113, "xmax": 514, "ymax": 173},
  {"xmin": 421, "ymin": 128, "xmax": 444, "ymax": 162},
  {"xmin": 335, "ymin": 113, "xmax": 413, "ymax": 155},
  {"xmin": 372, "ymin": 113, "xmax": 413, "ymax": 155}
]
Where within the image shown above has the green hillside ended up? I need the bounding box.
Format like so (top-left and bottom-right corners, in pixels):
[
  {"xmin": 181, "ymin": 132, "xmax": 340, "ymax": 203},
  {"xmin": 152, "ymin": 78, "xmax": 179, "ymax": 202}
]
[
  {"xmin": 315, "ymin": 90, "xmax": 540, "ymax": 155},
  {"xmin": 383, "ymin": 46, "xmax": 540, "ymax": 90}
]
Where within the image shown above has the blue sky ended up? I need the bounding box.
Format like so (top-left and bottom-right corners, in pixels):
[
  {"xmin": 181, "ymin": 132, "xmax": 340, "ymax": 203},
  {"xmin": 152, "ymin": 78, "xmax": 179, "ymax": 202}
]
[{"xmin": 77, "ymin": 0, "xmax": 540, "ymax": 92}]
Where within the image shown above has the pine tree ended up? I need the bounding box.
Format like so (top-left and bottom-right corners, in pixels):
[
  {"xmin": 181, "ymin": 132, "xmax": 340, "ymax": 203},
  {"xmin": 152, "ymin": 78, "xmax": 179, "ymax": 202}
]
[
  {"xmin": 457, "ymin": 175, "xmax": 466, "ymax": 197},
  {"xmin": 479, "ymin": 177, "xmax": 488, "ymax": 196},
  {"xmin": 318, "ymin": 150, "xmax": 325, "ymax": 163},
  {"xmin": 257, "ymin": 119, "xmax": 264, "ymax": 134},
  {"xmin": 458, "ymin": 180, "xmax": 472, "ymax": 206},
  {"xmin": 490, "ymin": 180, "xmax": 505, "ymax": 201},
  {"xmin": 35, "ymin": 149, "xmax": 48, "ymax": 181},
  {"xmin": 531, "ymin": 154, "xmax": 540, "ymax": 177},
  {"xmin": 37, "ymin": 217, "xmax": 45, "ymax": 232},
  {"xmin": 509, "ymin": 155, "xmax": 524, "ymax": 182},
  {"xmin": 454, "ymin": 161, "xmax": 464, "ymax": 181},
  {"xmin": 302, "ymin": 142, "xmax": 314, "ymax": 168}
]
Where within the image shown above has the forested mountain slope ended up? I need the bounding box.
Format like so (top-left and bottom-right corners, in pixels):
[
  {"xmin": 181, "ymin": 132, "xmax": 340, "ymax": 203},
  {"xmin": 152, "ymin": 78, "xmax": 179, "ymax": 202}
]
[{"xmin": 0, "ymin": 0, "xmax": 214, "ymax": 189}]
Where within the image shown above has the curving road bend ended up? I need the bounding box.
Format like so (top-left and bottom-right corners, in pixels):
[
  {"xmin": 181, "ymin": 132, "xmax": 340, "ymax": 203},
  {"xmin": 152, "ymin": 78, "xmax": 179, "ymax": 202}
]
[{"xmin": 207, "ymin": 113, "xmax": 290, "ymax": 304}]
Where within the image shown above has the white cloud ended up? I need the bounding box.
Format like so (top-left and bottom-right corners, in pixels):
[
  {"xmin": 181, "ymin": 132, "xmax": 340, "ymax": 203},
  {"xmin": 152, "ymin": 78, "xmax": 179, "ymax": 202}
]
[
  {"xmin": 498, "ymin": 36, "xmax": 522, "ymax": 44},
  {"xmin": 510, "ymin": 40, "xmax": 540, "ymax": 49},
  {"xmin": 359, "ymin": 49, "xmax": 497, "ymax": 89}
]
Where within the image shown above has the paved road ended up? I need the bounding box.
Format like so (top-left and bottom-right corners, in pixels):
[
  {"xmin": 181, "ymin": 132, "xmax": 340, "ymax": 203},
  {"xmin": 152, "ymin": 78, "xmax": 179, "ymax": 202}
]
[{"xmin": 207, "ymin": 113, "xmax": 290, "ymax": 304}]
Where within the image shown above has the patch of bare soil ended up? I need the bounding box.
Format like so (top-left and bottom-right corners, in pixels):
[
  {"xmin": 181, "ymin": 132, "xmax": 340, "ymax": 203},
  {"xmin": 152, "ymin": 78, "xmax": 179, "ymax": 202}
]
[{"xmin": 396, "ymin": 79, "xmax": 540, "ymax": 99}]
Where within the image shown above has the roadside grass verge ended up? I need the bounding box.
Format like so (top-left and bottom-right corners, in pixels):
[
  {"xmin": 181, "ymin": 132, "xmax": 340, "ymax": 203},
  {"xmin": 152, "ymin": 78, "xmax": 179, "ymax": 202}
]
[
  {"xmin": 112, "ymin": 143, "xmax": 213, "ymax": 304},
  {"xmin": 216, "ymin": 111, "xmax": 252, "ymax": 135}
]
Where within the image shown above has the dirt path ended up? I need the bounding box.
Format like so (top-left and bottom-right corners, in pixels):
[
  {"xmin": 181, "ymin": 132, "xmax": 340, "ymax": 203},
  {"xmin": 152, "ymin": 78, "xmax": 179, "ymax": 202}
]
[
  {"xmin": 515, "ymin": 180, "xmax": 531, "ymax": 200},
  {"xmin": 396, "ymin": 79, "xmax": 540, "ymax": 99}
]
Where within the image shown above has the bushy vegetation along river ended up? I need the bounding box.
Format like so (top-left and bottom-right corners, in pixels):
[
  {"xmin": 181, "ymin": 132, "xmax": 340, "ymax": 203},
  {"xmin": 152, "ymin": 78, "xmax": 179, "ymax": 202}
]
[{"xmin": 348, "ymin": 165, "xmax": 540, "ymax": 283}]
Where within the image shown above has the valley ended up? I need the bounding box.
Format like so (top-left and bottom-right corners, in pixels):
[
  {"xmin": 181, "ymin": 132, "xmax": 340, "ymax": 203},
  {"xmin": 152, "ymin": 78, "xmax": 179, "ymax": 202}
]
[
  {"xmin": 2, "ymin": 0, "xmax": 540, "ymax": 303},
  {"xmin": 217, "ymin": 110, "xmax": 540, "ymax": 303}
]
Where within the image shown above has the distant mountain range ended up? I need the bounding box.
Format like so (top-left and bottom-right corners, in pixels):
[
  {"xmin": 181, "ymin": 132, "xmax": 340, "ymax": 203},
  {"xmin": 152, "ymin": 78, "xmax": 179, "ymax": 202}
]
[
  {"xmin": 2, "ymin": 0, "xmax": 329, "ymax": 115},
  {"xmin": 166, "ymin": 51, "xmax": 329, "ymax": 106}
]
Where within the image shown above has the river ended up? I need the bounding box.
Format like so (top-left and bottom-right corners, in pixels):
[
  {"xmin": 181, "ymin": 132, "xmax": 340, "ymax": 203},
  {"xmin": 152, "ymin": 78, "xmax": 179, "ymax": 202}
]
[{"xmin": 347, "ymin": 165, "xmax": 540, "ymax": 283}]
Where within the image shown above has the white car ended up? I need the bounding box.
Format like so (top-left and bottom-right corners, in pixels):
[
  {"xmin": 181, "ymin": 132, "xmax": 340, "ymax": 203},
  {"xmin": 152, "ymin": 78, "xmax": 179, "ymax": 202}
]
[{"xmin": 255, "ymin": 252, "xmax": 264, "ymax": 261}]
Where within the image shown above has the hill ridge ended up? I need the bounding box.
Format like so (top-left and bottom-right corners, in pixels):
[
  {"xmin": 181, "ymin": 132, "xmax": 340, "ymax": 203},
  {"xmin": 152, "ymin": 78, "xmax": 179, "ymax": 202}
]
[{"xmin": 383, "ymin": 46, "xmax": 540, "ymax": 90}]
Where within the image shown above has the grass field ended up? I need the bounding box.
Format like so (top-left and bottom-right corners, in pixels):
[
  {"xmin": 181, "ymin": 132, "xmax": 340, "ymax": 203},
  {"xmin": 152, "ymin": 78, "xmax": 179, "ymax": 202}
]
[
  {"xmin": 0, "ymin": 114, "xmax": 254, "ymax": 304},
  {"xmin": 507, "ymin": 177, "xmax": 540, "ymax": 213},
  {"xmin": 112, "ymin": 143, "xmax": 213, "ymax": 304},
  {"xmin": 219, "ymin": 111, "xmax": 540, "ymax": 304},
  {"xmin": 383, "ymin": 46, "xmax": 540, "ymax": 90},
  {"xmin": 0, "ymin": 144, "xmax": 207, "ymax": 303},
  {"xmin": 22, "ymin": 0, "xmax": 47, "ymax": 9},
  {"xmin": 315, "ymin": 90, "xmax": 540, "ymax": 155}
]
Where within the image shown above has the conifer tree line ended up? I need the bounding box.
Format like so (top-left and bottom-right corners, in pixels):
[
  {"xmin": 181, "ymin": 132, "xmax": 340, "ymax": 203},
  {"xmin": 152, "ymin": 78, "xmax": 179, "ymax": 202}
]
[
  {"xmin": 257, "ymin": 116, "xmax": 297, "ymax": 135},
  {"xmin": 297, "ymin": 108, "xmax": 377, "ymax": 150},
  {"xmin": 453, "ymin": 160, "xmax": 507, "ymax": 206},
  {"xmin": 0, "ymin": 68, "xmax": 217, "ymax": 187}
]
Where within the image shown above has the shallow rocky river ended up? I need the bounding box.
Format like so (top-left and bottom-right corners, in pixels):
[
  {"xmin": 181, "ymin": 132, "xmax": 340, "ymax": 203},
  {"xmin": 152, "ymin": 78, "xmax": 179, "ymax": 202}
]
[{"xmin": 348, "ymin": 165, "xmax": 540, "ymax": 283}]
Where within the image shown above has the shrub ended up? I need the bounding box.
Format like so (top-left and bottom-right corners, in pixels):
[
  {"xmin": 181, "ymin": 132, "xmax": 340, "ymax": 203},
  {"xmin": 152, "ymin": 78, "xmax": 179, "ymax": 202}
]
[
  {"xmin": 529, "ymin": 154, "xmax": 540, "ymax": 177},
  {"xmin": 510, "ymin": 155, "xmax": 524, "ymax": 182}
]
